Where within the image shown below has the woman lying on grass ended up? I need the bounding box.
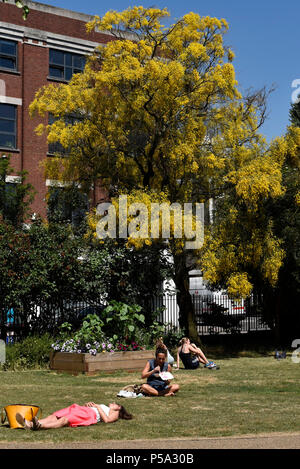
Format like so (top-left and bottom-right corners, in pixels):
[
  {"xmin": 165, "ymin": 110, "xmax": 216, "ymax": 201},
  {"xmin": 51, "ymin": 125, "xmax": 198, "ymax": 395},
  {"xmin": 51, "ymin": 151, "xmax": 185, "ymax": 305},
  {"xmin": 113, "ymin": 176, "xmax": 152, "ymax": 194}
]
[{"xmin": 16, "ymin": 402, "xmax": 132, "ymax": 430}]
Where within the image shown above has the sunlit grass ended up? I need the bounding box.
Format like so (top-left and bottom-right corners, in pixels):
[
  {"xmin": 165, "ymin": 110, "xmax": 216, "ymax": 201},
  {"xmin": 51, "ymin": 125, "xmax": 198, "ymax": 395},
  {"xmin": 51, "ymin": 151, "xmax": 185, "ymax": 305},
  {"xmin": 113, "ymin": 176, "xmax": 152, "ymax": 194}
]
[{"xmin": 0, "ymin": 355, "xmax": 299, "ymax": 443}]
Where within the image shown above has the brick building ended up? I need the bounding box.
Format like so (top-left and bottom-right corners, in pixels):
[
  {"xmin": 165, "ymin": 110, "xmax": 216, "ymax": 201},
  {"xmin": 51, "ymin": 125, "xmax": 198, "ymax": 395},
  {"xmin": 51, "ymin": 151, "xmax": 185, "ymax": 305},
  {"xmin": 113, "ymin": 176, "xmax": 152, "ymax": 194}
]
[{"xmin": 0, "ymin": 0, "xmax": 113, "ymax": 219}]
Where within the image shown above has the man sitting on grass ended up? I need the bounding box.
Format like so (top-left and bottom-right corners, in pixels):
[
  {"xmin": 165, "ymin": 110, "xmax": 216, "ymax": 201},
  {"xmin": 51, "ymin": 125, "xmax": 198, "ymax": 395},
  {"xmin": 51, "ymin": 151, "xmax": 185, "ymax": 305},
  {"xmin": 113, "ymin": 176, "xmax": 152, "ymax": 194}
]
[{"xmin": 141, "ymin": 347, "xmax": 180, "ymax": 397}]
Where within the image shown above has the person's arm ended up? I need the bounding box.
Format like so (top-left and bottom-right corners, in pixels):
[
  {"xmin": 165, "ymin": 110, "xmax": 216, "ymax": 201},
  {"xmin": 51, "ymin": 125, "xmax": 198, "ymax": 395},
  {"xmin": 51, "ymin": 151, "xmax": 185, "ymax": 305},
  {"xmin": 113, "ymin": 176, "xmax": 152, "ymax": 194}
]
[
  {"xmin": 166, "ymin": 363, "xmax": 172, "ymax": 381},
  {"xmin": 85, "ymin": 402, "xmax": 118, "ymax": 424},
  {"xmin": 141, "ymin": 361, "xmax": 160, "ymax": 379},
  {"xmin": 176, "ymin": 348, "xmax": 180, "ymax": 369},
  {"xmin": 189, "ymin": 344, "xmax": 201, "ymax": 354}
]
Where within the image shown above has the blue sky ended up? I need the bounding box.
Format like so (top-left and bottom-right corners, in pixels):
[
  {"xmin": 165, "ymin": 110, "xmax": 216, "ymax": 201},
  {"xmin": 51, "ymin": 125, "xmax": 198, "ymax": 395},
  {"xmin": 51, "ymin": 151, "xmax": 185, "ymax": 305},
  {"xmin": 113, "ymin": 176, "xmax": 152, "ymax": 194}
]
[{"xmin": 42, "ymin": 0, "xmax": 300, "ymax": 142}]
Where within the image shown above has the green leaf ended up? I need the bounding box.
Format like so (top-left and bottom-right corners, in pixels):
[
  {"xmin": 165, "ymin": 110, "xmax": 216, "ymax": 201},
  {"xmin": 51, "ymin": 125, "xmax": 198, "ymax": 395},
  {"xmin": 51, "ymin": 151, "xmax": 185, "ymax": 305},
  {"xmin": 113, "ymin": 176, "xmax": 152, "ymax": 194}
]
[{"xmin": 22, "ymin": 6, "xmax": 29, "ymax": 19}]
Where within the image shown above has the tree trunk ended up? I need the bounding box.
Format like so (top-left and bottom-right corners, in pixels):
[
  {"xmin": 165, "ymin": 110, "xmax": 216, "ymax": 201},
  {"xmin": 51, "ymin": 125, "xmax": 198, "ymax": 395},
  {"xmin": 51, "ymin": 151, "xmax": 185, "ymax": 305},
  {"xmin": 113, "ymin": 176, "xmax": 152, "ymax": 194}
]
[
  {"xmin": 173, "ymin": 252, "xmax": 200, "ymax": 344},
  {"xmin": 274, "ymin": 291, "xmax": 281, "ymax": 344}
]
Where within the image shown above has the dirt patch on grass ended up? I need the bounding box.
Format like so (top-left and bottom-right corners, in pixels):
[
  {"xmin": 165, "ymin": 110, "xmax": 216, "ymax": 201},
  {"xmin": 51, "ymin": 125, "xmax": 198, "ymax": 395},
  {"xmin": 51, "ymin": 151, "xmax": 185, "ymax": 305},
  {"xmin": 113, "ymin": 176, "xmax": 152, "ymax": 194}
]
[
  {"xmin": 177, "ymin": 375, "xmax": 219, "ymax": 386},
  {"xmin": 91, "ymin": 377, "xmax": 141, "ymax": 384},
  {"xmin": 191, "ymin": 406, "xmax": 213, "ymax": 411}
]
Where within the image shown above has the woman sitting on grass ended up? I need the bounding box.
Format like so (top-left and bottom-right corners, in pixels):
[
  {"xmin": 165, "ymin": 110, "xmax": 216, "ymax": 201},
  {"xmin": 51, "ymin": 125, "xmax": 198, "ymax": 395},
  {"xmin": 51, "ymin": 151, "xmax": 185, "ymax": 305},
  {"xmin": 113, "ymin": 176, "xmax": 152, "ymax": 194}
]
[
  {"xmin": 177, "ymin": 337, "xmax": 218, "ymax": 370},
  {"xmin": 16, "ymin": 402, "xmax": 132, "ymax": 430},
  {"xmin": 141, "ymin": 347, "xmax": 180, "ymax": 397}
]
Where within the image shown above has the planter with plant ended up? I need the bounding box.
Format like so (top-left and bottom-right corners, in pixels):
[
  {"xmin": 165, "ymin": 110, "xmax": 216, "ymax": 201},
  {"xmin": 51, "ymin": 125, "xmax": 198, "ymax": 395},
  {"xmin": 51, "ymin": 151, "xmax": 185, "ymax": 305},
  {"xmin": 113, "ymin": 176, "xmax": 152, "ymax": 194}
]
[{"xmin": 50, "ymin": 308, "xmax": 154, "ymax": 374}]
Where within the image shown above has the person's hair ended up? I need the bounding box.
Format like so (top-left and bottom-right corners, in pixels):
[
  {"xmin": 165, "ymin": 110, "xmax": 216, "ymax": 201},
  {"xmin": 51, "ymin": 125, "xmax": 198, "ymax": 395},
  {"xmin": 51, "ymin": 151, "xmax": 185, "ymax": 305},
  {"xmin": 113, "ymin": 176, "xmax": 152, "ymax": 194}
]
[
  {"xmin": 180, "ymin": 337, "xmax": 189, "ymax": 345},
  {"xmin": 118, "ymin": 405, "xmax": 133, "ymax": 420},
  {"xmin": 155, "ymin": 337, "xmax": 167, "ymax": 352},
  {"xmin": 155, "ymin": 347, "xmax": 167, "ymax": 357},
  {"xmin": 155, "ymin": 337, "xmax": 164, "ymax": 347}
]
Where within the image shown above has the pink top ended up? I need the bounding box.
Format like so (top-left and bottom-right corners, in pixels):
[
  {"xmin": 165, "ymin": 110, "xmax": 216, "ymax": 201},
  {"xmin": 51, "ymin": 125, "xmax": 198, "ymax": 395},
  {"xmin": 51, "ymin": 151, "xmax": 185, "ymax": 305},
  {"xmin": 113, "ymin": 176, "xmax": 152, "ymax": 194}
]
[{"xmin": 53, "ymin": 403, "xmax": 98, "ymax": 427}]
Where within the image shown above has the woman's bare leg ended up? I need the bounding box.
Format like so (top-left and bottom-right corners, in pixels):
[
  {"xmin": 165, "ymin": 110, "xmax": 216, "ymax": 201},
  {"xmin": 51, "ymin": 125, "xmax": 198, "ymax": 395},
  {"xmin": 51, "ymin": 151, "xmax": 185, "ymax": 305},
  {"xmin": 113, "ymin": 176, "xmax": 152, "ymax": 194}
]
[
  {"xmin": 141, "ymin": 383, "xmax": 179, "ymax": 397},
  {"xmin": 38, "ymin": 415, "xmax": 69, "ymax": 429},
  {"xmin": 196, "ymin": 355, "xmax": 208, "ymax": 365},
  {"xmin": 141, "ymin": 384, "xmax": 159, "ymax": 396},
  {"xmin": 191, "ymin": 344, "xmax": 209, "ymax": 364},
  {"xmin": 163, "ymin": 384, "xmax": 180, "ymax": 396}
]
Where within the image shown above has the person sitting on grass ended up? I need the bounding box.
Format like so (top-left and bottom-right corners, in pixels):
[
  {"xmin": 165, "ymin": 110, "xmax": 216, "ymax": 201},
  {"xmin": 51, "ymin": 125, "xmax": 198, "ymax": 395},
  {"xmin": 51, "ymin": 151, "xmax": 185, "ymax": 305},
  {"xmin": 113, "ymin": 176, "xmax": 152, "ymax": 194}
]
[
  {"xmin": 16, "ymin": 402, "xmax": 132, "ymax": 430},
  {"xmin": 177, "ymin": 337, "xmax": 218, "ymax": 370},
  {"xmin": 155, "ymin": 337, "xmax": 175, "ymax": 365},
  {"xmin": 141, "ymin": 347, "xmax": 180, "ymax": 397}
]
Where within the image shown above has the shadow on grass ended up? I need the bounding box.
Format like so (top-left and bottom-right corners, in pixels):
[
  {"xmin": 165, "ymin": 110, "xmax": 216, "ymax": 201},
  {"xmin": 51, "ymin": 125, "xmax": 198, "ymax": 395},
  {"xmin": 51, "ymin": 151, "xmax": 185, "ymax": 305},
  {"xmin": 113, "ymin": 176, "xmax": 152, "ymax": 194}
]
[{"xmin": 195, "ymin": 330, "xmax": 285, "ymax": 360}]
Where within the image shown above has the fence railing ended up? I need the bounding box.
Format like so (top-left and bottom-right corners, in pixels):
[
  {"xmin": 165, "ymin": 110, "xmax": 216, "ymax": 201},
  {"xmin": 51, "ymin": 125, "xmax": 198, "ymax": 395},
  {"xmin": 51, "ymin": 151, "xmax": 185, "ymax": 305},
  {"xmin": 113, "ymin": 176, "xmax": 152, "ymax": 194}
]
[
  {"xmin": 0, "ymin": 292, "xmax": 272, "ymax": 342},
  {"xmin": 143, "ymin": 292, "xmax": 272, "ymax": 335},
  {"xmin": 191, "ymin": 293, "xmax": 272, "ymax": 335},
  {"xmin": 0, "ymin": 298, "xmax": 105, "ymax": 342}
]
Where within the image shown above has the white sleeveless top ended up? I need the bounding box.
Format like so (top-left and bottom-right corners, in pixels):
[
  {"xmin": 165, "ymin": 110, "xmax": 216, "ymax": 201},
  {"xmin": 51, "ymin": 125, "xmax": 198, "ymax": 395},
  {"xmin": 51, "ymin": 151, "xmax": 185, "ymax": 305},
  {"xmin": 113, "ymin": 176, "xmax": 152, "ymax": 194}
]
[{"xmin": 91, "ymin": 404, "xmax": 110, "ymax": 423}]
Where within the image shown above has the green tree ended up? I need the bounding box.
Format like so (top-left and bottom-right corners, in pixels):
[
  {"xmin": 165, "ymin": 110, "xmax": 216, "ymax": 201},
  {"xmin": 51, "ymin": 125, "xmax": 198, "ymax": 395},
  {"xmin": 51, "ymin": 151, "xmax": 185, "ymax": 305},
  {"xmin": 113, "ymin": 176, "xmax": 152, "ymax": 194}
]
[
  {"xmin": 261, "ymin": 110, "xmax": 300, "ymax": 342},
  {"xmin": 0, "ymin": 154, "xmax": 35, "ymax": 227},
  {"xmin": 289, "ymin": 98, "xmax": 300, "ymax": 128},
  {"xmin": 29, "ymin": 7, "xmax": 298, "ymax": 341},
  {"xmin": 0, "ymin": 219, "xmax": 91, "ymax": 337},
  {"xmin": 0, "ymin": 216, "xmax": 171, "ymax": 338}
]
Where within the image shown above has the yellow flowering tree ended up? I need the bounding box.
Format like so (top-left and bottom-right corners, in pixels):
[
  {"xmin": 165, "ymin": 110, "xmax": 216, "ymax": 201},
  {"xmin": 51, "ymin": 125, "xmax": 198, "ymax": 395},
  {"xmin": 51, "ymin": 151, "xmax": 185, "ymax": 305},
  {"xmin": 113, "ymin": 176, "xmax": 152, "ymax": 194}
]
[{"xmin": 29, "ymin": 7, "xmax": 297, "ymax": 340}]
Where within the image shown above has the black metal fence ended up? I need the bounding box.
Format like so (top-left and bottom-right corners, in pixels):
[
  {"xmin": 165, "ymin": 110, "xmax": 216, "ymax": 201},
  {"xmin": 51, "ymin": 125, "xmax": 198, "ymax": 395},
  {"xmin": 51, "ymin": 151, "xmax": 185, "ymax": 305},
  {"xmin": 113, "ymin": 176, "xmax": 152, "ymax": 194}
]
[
  {"xmin": 143, "ymin": 291, "xmax": 271, "ymax": 336},
  {"xmin": 0, "ymin": 298, "xmax": 105, "ymax": 342},
  {"xmin": 0, "ymin": 292, "xmax": 271, "ymax": 342},
  {"xmin": 191, "ymin": 293, "xmax": 272, "ymax": 335}
]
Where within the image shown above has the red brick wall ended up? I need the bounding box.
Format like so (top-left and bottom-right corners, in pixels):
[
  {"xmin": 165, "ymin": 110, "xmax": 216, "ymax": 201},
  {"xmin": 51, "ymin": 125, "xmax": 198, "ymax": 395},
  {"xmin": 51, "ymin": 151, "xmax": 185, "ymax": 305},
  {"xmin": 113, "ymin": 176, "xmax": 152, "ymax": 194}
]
[
  {"xmin": 22, "ymin": 41, "xmax": 49, "ymax": 217},
  {"xmin": 0, "ymin": 2, "xmax": 113, "ymax": 44},
  {"xmin": 0, "ymin": 2, "xmax": 112, "ymax": 218}
]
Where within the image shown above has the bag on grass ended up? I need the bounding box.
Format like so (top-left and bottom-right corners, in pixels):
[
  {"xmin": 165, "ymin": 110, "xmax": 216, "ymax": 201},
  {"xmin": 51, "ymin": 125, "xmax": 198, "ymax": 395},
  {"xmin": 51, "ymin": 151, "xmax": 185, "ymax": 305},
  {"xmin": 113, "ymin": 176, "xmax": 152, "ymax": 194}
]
[{"xmin": 1, "ymin": 404, "xmax": 42, "ymax": 429}]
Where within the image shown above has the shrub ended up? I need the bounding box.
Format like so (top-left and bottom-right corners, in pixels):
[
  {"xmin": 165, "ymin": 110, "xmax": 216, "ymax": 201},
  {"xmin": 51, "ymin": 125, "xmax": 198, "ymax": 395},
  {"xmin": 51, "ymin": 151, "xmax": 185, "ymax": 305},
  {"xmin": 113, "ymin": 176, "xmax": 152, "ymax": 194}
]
[
  {"xmin": 163, "ymin": 327, "xmax": 186, "ymax": 350},
  {"xmin": 102, "ymin": 301, "xmax": 145, "ymax": 342},
  {"xmin": 1, "ymin": 333, "xmax": 53, "ymax": 370}
]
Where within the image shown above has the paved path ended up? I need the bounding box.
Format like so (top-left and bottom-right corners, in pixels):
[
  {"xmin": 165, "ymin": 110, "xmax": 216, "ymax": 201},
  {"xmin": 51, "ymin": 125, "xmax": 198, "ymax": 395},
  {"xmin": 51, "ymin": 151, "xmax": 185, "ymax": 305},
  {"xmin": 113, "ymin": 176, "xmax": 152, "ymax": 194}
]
[{"xmin": 0, "ymin": 432, "xmax": 299, "ymax": 449}]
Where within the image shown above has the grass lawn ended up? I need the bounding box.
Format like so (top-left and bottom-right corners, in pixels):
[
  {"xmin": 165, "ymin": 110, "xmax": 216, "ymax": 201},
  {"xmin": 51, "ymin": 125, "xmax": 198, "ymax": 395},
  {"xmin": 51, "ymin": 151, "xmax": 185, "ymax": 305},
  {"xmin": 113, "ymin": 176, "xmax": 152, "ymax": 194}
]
[{"xmin": 0, "ymin": 354, "xmax": 299, "ymax": 443}]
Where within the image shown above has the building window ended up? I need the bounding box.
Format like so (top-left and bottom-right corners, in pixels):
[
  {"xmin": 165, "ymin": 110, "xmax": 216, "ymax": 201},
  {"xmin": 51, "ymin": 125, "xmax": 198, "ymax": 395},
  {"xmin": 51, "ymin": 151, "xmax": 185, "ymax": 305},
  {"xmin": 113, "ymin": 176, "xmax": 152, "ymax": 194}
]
[
  {"xmin": 0, "ymin": 38, "xmax": 17, "ymax": 71},
  {"xmin": 49, "ymin": 49, "xmax": 86, "ymax": 81},
  {"xmin": 47, "ymin": 186, "xmax": 89, "ymax": 228},
  {"xmin": 0, "ymin": 181, "xmax": 19, "ymax": 224},
  {"xmin": 0, "ymin": 104, "xmax": 17, "ymax": 149},
  {"xmin": 48, "ymin": 113, "xmax": 82, "ymax": 156}
]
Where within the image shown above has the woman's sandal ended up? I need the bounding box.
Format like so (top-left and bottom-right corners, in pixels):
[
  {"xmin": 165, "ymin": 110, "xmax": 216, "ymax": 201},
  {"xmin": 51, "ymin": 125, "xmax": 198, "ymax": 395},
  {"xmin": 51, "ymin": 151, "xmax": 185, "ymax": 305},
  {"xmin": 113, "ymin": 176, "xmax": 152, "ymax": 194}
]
[
  {"xmin": 15, "ymin": 413, "xmax": 33, "ymax": 429},
  {"xmin": 16, "ymin": 413, "xmax": 41, "ymax": 430},
  {"xmin": 32, "ymin": 416, "xmax": 41, "ymax": 431}
]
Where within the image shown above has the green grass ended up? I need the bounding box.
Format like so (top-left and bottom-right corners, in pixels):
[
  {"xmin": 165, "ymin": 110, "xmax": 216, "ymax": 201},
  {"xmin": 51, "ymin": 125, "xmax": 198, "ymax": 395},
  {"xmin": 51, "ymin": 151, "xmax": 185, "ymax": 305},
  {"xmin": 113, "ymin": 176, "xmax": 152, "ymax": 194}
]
[{"xmin": 0, "ymin": 354, "xmax": 300, "ymax": 443}]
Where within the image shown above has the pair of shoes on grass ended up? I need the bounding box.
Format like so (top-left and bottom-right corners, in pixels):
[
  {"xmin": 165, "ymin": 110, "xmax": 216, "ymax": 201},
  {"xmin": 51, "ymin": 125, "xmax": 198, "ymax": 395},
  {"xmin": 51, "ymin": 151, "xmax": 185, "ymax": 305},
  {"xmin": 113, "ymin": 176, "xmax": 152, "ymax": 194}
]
[
  {"xmin": 16, "ymin": 413, "xmax": 41, "ymax": 431},
  {"xmin": 204, "ymin": 361, "xmax": 219, "ymax": 370},
  {"xmin": 274, "ymin": 351, "xmax": 286, "ymax": 360}
]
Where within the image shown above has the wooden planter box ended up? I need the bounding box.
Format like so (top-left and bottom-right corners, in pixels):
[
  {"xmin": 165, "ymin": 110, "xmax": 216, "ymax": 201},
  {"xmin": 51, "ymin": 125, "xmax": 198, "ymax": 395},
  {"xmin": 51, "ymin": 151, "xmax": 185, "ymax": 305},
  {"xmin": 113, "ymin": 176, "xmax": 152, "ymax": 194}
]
[{"xmin": 50, "ymin": 350, "xmax": 154, "ymax": 375}]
